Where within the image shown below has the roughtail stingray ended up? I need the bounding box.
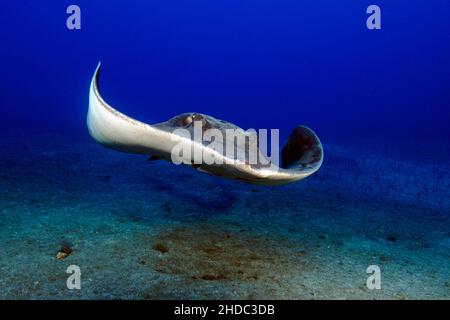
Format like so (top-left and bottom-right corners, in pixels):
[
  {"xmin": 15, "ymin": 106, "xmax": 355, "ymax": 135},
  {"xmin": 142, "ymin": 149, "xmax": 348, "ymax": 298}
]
[{"xmin": 87, "ymin": 63, "xmax": 323, "ymax": 185}]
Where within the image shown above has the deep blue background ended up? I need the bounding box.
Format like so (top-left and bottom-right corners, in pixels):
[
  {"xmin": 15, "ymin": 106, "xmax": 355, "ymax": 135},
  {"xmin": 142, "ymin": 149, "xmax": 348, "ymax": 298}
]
[{"xmin": 1, "ymin": 1, "xmax": 449, "ymax": 149}]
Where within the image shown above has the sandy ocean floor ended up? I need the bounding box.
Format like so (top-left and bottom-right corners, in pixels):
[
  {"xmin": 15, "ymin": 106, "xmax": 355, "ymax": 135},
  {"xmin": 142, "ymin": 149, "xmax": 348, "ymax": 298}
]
[{"xmin": 0, "ymin": 134, "xmax": 449, "ymax": 299}]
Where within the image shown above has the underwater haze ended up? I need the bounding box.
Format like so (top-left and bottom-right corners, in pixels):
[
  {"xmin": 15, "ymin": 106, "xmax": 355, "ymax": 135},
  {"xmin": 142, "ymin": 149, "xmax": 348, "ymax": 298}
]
[{"xmin": 0, "ymin": 1, "xmax": 449, "ymax": 299}]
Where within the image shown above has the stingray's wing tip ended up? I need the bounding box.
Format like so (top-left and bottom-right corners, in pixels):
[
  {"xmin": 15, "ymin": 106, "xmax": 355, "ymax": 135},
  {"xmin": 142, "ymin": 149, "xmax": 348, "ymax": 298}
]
[
  {"xmin": 281, "ymin": 125, "xmax": 324, "ymax": 172},
  {"xmin": 93, "ymin": 61, "xmax": 102, "ymax": 81}
]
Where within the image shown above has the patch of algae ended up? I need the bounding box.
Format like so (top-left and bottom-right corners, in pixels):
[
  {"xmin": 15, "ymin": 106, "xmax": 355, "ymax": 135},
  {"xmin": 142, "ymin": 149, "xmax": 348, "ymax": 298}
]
[{"xmin": 147, "ymin": 222, "xmax": 311, "ymax": 288}]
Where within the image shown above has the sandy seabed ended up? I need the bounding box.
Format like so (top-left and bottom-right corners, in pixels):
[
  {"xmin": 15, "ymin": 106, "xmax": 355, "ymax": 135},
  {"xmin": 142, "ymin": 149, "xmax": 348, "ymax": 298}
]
[{"xmin": 0, "ymin": 134, "xmax": 449, "ymax": 299}]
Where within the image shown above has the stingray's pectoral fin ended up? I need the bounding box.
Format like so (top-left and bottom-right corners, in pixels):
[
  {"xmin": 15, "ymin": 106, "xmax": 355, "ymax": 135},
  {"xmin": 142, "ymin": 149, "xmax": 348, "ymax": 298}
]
[
  {"xmin": 281, "ymin": 126, "xmax": 323, "ymax": 171},
  {"xmin": 87, "ymin": 63, "xmax": 176, "ymax": 157}
]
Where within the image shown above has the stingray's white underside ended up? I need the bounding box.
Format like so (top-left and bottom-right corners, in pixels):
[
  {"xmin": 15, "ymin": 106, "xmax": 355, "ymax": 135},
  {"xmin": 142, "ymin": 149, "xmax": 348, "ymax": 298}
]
[{"xmin": 87, "ymin": 63, "xmax": 323, "ymax": 185}]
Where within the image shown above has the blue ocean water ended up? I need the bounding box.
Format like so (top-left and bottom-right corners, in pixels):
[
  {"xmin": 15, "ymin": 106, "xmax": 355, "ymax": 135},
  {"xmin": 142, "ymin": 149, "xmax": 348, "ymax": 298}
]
[
  {"xmin": 0, "ymin": 1, "xmax": 449, "ymax": 299},
  {"xmin": 1, "ymin": 1, "xmax": 450, "ymax": 144}
]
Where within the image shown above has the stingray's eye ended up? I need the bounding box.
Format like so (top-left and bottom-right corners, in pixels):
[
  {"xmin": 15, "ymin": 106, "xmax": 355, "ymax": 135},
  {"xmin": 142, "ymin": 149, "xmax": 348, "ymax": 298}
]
[
  {"xmin": 192, "ymin": 114, "xmax": 204, "ymax": 121},
  {"xmin": 179, "ymin": 115, "xmax": 193, "ymax": 127}
]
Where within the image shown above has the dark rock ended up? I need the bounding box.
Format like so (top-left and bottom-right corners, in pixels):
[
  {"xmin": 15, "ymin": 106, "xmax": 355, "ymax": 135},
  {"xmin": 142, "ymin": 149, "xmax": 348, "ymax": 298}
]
[
  {"xmin": 153, "ymin": 243, "xmax": 169, "ymax": 253},
  {"xmin": 60, "ymin": 238, "xmax": 73, "ymax": 255}
]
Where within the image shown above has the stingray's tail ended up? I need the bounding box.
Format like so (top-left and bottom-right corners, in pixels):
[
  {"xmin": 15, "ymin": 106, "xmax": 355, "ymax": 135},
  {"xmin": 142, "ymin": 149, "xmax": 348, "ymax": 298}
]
[{"xmin": 280, "ymin": 126, "xmax": 324, "ymax": 172}]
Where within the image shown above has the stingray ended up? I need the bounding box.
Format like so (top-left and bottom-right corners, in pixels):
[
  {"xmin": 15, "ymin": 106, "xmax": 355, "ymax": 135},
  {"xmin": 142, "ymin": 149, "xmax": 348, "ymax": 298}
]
[{"xmin": 87, "ymin": 63, "xmax": 323, "ymax": 185}]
